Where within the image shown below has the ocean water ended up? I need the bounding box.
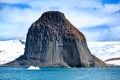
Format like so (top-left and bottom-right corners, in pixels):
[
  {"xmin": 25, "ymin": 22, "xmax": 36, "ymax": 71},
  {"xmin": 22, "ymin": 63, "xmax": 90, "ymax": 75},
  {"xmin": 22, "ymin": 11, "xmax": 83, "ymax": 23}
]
[{"xmin": 0, "ymin": 67, "xmax": 120, "ymax": 80}]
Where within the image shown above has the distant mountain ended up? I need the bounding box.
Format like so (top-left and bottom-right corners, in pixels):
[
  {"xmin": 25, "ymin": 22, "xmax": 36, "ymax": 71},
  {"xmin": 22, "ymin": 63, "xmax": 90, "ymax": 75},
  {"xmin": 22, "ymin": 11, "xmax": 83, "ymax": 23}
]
[
  {"xmin": 104, "ymin": 57, "xmax": 120, "ymax": 66},
  {"xmin": 105, "ymin": 57, "xmax": 120, "ymax": 62},
  {"xmin": 87, "ymin": 41, "xmax": 120, "ymax": 66},
  {"xmin": 0, "ymin": 40, "xmax": 24, "ymax": 64},
  {"xmin": 2, "ymin": 11, "xmax": 105, "ymax": 67},
  {"xmin": 0, "ymin": 40, "xmax": 119, "ymax": 66}
]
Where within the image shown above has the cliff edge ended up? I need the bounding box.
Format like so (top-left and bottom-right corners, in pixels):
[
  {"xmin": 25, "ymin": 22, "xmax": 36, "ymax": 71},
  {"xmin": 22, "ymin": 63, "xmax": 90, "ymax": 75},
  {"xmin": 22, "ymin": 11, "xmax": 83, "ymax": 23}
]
[{"xmin": 4, "ymin": 11, "xmax": 106, "ymax": 67}]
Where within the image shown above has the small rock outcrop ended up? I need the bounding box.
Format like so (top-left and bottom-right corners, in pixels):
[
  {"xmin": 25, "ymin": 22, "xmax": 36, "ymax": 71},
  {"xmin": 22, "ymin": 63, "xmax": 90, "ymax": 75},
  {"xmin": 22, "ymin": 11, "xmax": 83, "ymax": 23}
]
[{"xmin": 4, "ymin": 11, "xmax": 106, "ymax": 67}]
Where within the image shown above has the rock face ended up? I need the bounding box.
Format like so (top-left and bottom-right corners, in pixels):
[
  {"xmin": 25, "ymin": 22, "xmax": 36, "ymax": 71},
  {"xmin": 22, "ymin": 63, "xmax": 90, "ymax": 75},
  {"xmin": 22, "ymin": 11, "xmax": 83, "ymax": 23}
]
[{"xmin": 4, "ymin": 11, "xmax": 106, "ymax": 67}]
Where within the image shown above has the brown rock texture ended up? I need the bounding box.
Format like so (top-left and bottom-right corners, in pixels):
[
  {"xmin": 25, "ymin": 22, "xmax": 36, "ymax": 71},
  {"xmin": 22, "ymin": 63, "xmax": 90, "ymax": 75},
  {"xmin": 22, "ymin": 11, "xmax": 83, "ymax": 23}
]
[{"xmin": 4, "ymin": 11, "xmax": 106, "ymax": 67}]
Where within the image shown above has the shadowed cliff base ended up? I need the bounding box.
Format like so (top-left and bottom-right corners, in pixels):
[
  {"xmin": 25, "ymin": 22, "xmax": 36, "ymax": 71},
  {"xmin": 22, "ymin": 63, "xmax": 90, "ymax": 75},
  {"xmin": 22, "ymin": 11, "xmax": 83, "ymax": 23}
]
[{"xmin": 3, "ymin": 11, "xmax": 106, "ymax": 67}]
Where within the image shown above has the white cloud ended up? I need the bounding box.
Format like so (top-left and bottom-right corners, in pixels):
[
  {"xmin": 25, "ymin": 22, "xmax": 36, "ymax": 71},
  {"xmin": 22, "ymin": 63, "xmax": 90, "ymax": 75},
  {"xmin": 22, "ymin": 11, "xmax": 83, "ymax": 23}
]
[
  {"xmin": 108, "ymin": 26, "xmax": 120, "ymax": 40},
  {"xmin": 0, "ymin": 0, "xmax": 120, "ymax": 41},
  {"xmin": 66, "ymin": 13, "xmax": 111, "ymax": 28},
  {"xmin": 0, "ymin": 0, "xmax": 28, "ymax": 4},
  {"xmin": 103, "ymin": 4, "xmax": 120, "ymax": 13},
  {"xmin": 82, "ymin": 26, "xmax": 120, "ymax": 41},
  {"xmin": 0, "ymin": 5, "xmax": 42, "ymax": 40}
]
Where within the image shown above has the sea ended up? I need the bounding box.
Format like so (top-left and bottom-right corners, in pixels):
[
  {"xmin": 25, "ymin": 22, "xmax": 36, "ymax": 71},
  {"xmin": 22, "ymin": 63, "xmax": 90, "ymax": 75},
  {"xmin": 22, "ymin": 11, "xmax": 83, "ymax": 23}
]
[{"xmin": 0, "ymin": 67, "xmax": 120, "ymax": 80}]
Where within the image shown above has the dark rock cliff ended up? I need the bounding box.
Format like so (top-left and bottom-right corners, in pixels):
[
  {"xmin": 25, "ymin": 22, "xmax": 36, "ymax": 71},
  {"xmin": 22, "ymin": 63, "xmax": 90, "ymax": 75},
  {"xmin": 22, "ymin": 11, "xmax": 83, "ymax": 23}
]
[{"xmin": 4, "ymin": 11, "xmax": 106, "ymax": 67}]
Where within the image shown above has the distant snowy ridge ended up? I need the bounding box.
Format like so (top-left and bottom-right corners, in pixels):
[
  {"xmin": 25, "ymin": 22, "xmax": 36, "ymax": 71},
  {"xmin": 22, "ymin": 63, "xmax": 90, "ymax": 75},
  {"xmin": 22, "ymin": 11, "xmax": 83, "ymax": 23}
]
[
  {"xmin": 87, "ymin": 41, "xmax": 120, "ymax": 65},
  {"xmin": 0, "ymin": 40, "xmax": 24, "ymax": 64},
  {"xmin": 105, "ymin": 57, "xmax": 120, "ymax": 62},
  {"xmin": 0, "ymin": 40, "xmax": 120, "ymax": 66},
  {"xmin": 104, "ymin": 57, "xmax": 120, "ymax": 66}
]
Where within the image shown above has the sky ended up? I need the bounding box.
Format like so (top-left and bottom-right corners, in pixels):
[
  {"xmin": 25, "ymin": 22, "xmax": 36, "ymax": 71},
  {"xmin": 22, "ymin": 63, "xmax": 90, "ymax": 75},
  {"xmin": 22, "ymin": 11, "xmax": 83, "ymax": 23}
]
[{"xmin": 0, "ymin": 0, "xmax": 120, "ymax": 41}]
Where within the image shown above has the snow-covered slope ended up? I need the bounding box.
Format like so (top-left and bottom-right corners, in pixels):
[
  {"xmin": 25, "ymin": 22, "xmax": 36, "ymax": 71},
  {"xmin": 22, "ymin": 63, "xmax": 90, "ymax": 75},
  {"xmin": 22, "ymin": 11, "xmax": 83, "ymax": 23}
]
[
  {"xmin": 87, "ymin": 41, "xmax": 120, "ymax": 65},
  {"xmin": 0, "ymin": 40, "xmax": 24, "ymax": 64},
  {"xmin": 0, "ymin": 40, "xmax": 120, "ymax": 66}
]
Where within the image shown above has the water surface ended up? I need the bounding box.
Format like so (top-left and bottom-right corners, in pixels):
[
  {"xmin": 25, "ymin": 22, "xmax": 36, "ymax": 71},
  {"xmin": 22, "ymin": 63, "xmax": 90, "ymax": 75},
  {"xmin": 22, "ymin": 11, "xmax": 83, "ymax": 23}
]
[{"xmin": 0, "ymin": 67, "xmax": 120, "ymax": 80}]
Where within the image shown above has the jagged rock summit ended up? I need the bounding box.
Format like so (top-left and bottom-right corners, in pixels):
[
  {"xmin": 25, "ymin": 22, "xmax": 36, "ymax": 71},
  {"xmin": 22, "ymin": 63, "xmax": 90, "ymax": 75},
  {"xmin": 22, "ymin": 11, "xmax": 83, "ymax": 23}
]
[{"xmin": 4, "ymin": 11, "xmax": 106, "ymax": 67}]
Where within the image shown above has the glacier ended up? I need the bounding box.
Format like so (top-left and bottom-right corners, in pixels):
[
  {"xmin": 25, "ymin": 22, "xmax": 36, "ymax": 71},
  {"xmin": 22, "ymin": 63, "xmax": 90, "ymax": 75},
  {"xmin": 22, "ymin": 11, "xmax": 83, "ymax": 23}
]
[
  {"xmin": 0, "ymin": 40, "xmax": 24, "ymax": 64},
  {"xmin": 0, "ymin": 40, "xmax": 120, "ymax": 66},
  {"xmin": 87, "ymin": 41, "xmax": 120, "ymax": 65}
]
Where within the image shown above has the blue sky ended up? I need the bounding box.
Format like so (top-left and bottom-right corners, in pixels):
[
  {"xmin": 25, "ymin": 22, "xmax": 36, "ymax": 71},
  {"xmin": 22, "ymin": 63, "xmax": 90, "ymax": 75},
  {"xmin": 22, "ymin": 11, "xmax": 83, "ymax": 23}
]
[{"xmin": 0, "ymin": 0, "xmax": 120, "ymax": 41}]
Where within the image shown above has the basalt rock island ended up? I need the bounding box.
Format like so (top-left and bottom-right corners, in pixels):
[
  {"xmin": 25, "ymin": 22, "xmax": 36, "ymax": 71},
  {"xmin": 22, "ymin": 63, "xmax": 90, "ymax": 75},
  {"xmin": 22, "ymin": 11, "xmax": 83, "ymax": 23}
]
[{"xmin": 4, "ymin": 11, "xmax": 106, "ymax": 67}]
